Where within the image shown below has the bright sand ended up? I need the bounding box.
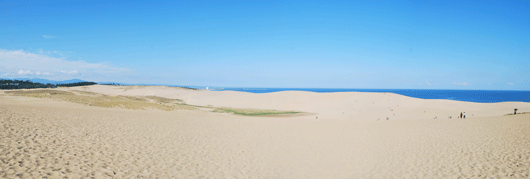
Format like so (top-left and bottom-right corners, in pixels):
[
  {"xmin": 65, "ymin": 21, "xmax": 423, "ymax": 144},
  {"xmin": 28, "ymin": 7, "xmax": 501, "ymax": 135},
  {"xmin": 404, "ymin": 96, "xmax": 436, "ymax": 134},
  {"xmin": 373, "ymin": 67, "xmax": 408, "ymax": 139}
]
[{"xmin": 1, "ymin": 85, "xmax": 530, "ymax": 178}]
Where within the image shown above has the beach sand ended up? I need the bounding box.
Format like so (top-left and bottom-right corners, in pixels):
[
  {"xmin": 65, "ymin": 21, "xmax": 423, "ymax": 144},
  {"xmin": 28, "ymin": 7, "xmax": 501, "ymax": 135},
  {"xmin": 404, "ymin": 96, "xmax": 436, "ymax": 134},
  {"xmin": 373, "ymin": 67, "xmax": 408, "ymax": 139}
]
[{"xmin": 1, "ymin": 85, "xmax": 530, "ymax": 178}]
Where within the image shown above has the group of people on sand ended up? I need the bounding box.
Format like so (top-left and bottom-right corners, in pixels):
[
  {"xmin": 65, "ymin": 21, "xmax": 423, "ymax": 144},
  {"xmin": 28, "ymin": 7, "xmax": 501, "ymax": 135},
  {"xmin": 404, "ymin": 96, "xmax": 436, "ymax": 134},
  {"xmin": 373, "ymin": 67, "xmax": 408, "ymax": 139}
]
[
  {"xmin": 445, "ymin": 112, "xmax": 467, "ymax": 119},
  {"xmin": 459, "ymin": 112, "xmax": 466, "ymax": 119}
]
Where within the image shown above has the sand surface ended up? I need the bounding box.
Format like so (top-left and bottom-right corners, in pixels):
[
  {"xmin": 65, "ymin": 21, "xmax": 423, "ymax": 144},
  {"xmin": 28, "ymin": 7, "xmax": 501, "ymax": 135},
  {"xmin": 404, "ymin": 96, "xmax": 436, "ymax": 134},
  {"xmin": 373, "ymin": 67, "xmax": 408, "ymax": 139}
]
[{"xmin": 1, "ymin": 85, "xmax": 530, "ymax": 178}]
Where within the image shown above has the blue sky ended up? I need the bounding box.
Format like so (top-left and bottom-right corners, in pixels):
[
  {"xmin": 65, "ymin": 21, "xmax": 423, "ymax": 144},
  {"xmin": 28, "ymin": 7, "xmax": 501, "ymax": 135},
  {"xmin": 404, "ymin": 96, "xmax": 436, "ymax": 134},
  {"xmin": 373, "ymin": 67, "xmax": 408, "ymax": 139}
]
[{"xmin": 1, "ymin": 0, "xmax": 529, "ymax": 90}]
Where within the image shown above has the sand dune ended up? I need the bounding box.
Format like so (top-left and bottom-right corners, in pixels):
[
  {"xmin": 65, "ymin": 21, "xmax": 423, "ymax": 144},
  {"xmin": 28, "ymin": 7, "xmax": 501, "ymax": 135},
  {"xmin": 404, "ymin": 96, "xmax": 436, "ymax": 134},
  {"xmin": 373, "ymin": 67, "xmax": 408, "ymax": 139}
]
[
  {"xmin": 1, "ymin": 85, "xmax": 530, "ymax": 178},
  {"xmin": 72, "ymin": 85, "xmax": 530, "ymax": 120}
]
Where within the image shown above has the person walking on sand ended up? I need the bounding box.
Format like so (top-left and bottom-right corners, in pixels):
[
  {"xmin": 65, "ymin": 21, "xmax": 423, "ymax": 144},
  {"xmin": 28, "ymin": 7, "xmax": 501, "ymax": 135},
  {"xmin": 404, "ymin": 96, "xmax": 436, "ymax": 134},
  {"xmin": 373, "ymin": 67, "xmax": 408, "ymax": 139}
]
[
  {"xmin": 460, "ymin": 112, "xmax": 463, "ymax": 119},
  {"xmin": 463, "ymin": 112, "xmax": 466, "ymax": 119}
]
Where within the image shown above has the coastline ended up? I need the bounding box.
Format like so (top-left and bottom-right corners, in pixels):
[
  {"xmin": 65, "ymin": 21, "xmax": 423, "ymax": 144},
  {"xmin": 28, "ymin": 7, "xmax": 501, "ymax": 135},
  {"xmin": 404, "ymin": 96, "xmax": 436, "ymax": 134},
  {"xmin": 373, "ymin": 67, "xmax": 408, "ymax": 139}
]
[{"xmin": 213, "ymin": 88, "xmax": 530, "ymax": 103}]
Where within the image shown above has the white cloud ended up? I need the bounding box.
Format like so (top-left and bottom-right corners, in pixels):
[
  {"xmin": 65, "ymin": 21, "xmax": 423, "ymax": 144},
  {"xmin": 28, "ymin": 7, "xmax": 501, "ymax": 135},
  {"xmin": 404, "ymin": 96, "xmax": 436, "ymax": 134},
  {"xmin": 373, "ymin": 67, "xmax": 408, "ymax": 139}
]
[
  {"xmin": 425, "ymin": 81, "xmax": 431, "ymax": 85},
  {"xmin": 36, "ymin": 49, "xmax": 64, "ymax": 56},
  {"xmin": 18, "ymin": 70, "xmax": 33, "ymax": 75},
  {"xmin": 453, "ymin": 82, "xmax": 468, "ymax": 86},
  {"xmin": 0, "ymin": 49, "xmax": 131, "ymax": 79},
  {"xmin": 42, "ymin": 35, "xmax": 57, "ymax": 39},
  {"xmin": 34, "ymin": 71, "xmax": 52, "ymax": 76},
  {"xmin": 61, "ymin": 70, "xmax": 78, "ymax": 75},
  {"xmin": 508, "ymin": 82, "xmax": 514, "ymax": 85}
]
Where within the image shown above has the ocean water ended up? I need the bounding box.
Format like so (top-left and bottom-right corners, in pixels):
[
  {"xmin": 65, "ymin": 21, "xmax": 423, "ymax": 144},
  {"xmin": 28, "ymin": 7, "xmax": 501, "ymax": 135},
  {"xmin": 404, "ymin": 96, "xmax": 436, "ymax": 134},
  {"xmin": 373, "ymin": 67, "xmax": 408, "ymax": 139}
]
[{"xmin": 212, "ymin": 88, "xmax": 530, "ymax": 103}]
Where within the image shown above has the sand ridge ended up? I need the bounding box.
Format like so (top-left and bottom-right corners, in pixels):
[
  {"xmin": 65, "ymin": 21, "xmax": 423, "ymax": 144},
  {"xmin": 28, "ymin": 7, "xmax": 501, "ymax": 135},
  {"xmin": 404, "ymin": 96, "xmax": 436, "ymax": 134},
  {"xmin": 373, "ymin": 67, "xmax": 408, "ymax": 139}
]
[{"xmin": 71, "ymin": 85, "xmax": 530, "ymax": 120}]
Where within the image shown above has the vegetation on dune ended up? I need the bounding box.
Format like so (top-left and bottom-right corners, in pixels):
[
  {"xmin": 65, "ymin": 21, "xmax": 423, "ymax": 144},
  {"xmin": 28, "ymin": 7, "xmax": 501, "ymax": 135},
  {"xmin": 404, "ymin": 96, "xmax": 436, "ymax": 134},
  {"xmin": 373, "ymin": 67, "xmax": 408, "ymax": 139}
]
[
  {"xmin": 4, "ymin": 90, "xmax": 194, "ymax": 111},
  {"xmin": 145, "ymin": 96, "xmax": 184, "ymax": 103},
  {"xmin": 4, "ymin": 89, "xmax": 302, "ymax": 116},
  {"xmin": 211, "ymin": 107, "xmax": 300, "ymax": 116},
  {"xmin": 70, "ymin": 90, "xmax": 100, "ymax": 96},
  {"xmin": 6, "ymin": 90, "xmax": 75, "ymax": 96}
]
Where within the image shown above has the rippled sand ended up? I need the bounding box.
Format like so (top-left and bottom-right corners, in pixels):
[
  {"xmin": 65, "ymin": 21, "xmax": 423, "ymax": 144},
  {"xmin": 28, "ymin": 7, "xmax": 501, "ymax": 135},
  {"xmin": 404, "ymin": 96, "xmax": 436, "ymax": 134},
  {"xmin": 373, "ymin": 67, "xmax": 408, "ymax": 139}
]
[{"xmin": 1, "ymin": 87, "xmax": 530, "ymax": 178}]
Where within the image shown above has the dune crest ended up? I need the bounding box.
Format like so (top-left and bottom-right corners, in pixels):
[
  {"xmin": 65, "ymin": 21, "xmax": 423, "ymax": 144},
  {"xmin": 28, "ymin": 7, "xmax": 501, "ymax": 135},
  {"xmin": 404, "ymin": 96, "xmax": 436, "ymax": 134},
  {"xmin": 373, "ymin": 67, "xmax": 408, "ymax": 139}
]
[{"xmin": 71, "ymin": 85, "xmax": 530, "ymax": 120}]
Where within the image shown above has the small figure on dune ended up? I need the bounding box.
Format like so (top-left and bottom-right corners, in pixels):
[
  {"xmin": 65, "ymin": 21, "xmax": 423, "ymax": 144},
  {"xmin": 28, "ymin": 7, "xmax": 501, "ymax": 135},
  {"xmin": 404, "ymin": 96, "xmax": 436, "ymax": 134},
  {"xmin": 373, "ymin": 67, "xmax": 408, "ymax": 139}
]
[
  {"xmin": 514, "ymin": 108, "xmax": 518, "ymax": 115},
  {"xmin": 386, "ymin": 117, "xmax": 389, "ymax": 120},
  {"xmin": 463, "ymin": 112, "xmax": 466, "ymax": 119},
  {"xmin": 460, "ymin": 112, "xmax": 462, "ymax": 119},
  {"xmin": 316, "ymin": 116, "xmax": 318, "ymax": 119}
]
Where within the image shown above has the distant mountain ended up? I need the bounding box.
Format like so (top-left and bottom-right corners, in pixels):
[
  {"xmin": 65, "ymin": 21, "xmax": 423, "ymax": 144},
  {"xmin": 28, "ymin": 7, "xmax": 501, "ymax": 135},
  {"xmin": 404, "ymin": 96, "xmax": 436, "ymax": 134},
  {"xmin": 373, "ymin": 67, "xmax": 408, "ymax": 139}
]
[{"xmin": 11, "ymin": 78, "xmax": 87, "ymax": 85}]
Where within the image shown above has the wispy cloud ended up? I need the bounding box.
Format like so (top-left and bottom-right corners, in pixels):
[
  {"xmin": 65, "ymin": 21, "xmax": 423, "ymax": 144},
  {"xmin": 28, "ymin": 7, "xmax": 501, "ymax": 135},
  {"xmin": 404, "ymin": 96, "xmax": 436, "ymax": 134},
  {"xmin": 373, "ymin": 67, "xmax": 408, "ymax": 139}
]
[
  {"xmin": 35, "ymin": 71, "xmax": 53, "ymax": 76},
  {"xmin": 18, "ymin": 70, "xmax": 33, "ymax": 75},
  {"xmin": 36, "ymin": 48, "xmax": 66, "ymax": 56},
  {"xmin": 0, "ymin": 49, "xmax": 132, "ymax": 80},
  {"xmin": 508, "ymin": 82, "xmax": 514, "ymax": 85},
  {"xmin": 425, "ymin": 81, "xmax": 431, "ymax": 85},
  {"xmin": 42, "ymin": 35, "xmax": 57, "ymax": 39},
  {"xmin": 453, "ymin": 82, "xmax": 469, "ymax": 86},
  {"xmin": 61, "ymin": 70, "xmax": 78, "ymax": 75}
]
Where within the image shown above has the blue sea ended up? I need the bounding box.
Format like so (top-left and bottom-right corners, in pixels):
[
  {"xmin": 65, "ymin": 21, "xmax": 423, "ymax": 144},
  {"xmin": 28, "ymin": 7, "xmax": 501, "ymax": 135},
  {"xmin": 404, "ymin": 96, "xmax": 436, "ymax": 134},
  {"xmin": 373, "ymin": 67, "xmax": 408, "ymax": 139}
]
[{"xmin": 212, "ymin": 88, "xmax": 530, "ymax": 103}]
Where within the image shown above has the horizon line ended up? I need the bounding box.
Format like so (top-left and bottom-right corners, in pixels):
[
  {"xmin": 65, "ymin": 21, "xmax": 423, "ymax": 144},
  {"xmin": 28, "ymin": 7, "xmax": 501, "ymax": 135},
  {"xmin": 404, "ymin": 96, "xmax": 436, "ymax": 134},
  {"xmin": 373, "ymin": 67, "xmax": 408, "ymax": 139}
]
[{"xmin": 2, "ymin": 78, "xmax": 528, "ymax": 91}]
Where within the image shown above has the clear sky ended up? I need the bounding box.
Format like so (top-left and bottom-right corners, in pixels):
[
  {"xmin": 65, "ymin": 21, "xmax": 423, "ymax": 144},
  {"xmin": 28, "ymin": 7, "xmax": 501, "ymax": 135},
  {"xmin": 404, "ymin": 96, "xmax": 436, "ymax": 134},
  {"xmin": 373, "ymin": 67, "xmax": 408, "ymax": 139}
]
[{"xmin": 1, "ymin": 0, "xmax": 529, "ymax": 90}]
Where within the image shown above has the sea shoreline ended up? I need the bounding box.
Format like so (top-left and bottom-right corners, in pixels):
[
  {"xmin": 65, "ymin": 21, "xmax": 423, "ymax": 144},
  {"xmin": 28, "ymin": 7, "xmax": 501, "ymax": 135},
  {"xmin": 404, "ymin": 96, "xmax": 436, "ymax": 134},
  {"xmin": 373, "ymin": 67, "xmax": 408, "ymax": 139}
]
[{"xmin": 211, "ymin": 88, "xmax": 530, "ymax": 103}]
